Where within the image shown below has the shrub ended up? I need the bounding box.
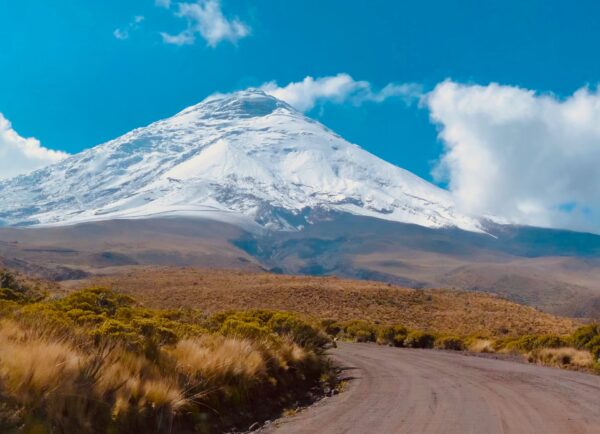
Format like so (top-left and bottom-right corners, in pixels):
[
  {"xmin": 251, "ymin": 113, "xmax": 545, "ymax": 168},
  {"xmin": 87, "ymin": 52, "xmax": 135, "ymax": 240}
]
[
  {"xmin": 0, "ymin": 270, "xmax": 27, "ymax": 293},
  {"xmin": 503, "ymin": 334, "xmax": 569, "ymax": 353},
  {"xmin": 220, "ymin": 318, "xmax": 271, "ymax": 340},
  {"xmin": 585, "ymin": 335, "xmax": 600, "ymax": 359},
  {"xmin": 403, "ymin": 331, "xmax": 435, "ymax": 348},
  {"xmin": 571, "ymin": 324, "xmax": 599, "ymax": 350},
  {"xmin": 377, "ymin": 325, "xmax": 408, "ymax": 347},
  {"xmin": 320, "ymin": 319, "xmax": 342, "ymax": 337},
  {"xmin": 267, "ymin": 312, "xmax": 329, "ymax": 349},
  {"xmin": 340, "ymin": 320, "xmax": 377, "ymax": 342},
  {"xmin": 434, "ymin": 336, "xmax": 465, "ymax": 351},
  {"xmin": 209, "ymin": 310, "xmax": 330, "ymax": 349},
  {"xmin": 0, "ymin": 270, "xmax": 43, "ymax": 304}
]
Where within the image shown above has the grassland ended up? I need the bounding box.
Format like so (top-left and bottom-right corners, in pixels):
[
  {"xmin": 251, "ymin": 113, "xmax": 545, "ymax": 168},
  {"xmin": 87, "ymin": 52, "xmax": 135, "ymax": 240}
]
[
  {"xmin": 80, "ymin": 266, "xmax": 579, "ymax": 336},
  {"xmin": 79, "ymin": 267, "xmax": 600, "ymax": 373}
]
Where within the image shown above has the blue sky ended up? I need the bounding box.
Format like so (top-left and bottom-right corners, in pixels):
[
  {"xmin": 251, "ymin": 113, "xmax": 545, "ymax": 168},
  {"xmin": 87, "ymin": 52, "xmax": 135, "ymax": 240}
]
[
  {"xmin": 1, "ymin": 0, "xmax": 600, "ymax": 231},
  {"xmin": 1, "ymin": 0, "xmax": 598, "ymax": 176}
]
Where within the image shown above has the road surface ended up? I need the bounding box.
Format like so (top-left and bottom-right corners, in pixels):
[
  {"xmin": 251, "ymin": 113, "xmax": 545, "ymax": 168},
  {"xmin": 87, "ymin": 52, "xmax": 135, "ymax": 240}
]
[{"xmin": 261, "ymin": 342, "xmax": 600, "ymax": 434}]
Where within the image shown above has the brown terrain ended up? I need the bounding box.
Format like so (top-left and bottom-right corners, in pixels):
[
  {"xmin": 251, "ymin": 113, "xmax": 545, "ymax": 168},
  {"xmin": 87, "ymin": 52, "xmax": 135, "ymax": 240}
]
[
  {"xmin": 1, "ymin": 216, "xmax": 599, "ymax": 319},
  {"xmin": 71, "ymin": 266, "xmax": 578, "ymax": 336}
]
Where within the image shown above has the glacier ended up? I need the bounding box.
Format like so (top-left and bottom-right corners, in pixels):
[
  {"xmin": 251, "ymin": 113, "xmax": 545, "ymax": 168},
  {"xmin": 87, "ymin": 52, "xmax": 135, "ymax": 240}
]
[{"xmin": 0, "ymin": 89, "xmax": 482, "ymax": 232}]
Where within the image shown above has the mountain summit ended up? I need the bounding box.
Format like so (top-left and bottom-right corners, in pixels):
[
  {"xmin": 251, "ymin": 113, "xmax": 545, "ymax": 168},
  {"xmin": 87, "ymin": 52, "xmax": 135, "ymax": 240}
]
[{"xmin": 0, "ymin": 89, "xmax": 481, "ymax": 231}]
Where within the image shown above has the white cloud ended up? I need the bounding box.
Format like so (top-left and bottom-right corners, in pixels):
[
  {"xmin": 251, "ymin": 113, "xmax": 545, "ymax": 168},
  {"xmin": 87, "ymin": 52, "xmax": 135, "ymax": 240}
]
[
  {"xmin": 161, "ymin": 0, "xmax": 250, "ymax": 47},
  {"xmin": 0, "ymin": 114, "xmax": 68, "ymax": 180},
  {"xmin": 426, "ymin": 80, "xmax": 600, "ymax": 233},
  {"xmin": 114, "ymin": 15, "xmax": 144, "ymax": 40},
  {"xmin": 160, "ymin": 31, "xmax": 195, "ymax": 45},
  {"xmin": 113, "ymin": 29, "xmax": 128, "ymax": 40},
  {"xmin": 155, "ymin": 0, "xmax": 171, "ymax": 8},
  {"xmin": 261, "ymin": 74, "xmax": 422, "ymax": 112}
]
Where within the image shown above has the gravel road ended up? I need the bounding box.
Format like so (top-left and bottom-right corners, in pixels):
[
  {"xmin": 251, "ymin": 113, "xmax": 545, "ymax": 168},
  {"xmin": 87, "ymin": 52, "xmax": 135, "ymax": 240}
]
[{"xmin": 261, "ymin": 342, "xmax": 600, "ymax": 434}]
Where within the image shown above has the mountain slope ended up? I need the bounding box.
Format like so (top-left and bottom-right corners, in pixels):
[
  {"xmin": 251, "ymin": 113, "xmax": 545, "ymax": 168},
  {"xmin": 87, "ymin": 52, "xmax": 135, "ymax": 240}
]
[{"xmin": 0, "ymin": 90, "xmax": 481, "ymax": 232}]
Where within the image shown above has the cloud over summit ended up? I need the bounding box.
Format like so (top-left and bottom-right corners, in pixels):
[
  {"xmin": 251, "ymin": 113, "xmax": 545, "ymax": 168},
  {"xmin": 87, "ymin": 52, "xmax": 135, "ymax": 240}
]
[
  {"xmin": 261, "ymin": 74, "xmax": 421, "ymax": 112},
  {"xmin": 426, "ymin": 81, "xmax": 600, "ymax": 233}
]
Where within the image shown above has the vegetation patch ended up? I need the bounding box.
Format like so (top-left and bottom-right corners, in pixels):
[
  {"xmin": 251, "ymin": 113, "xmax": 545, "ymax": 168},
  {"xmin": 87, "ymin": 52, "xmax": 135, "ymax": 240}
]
[
  {"xmin": 0, "ymin": 271, "xmax": 335, "ymax": 434},
  {"xmin": 85, "ymin": 267, "xmax": 580, "ymax": 337},
  {"xmin": 321, "ymin": 317, "xmax": 600, "ymax": 373}
]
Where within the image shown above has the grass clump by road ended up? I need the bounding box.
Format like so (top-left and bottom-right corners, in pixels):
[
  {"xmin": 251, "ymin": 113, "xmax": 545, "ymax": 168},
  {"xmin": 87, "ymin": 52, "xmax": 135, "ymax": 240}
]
[{"xmin": 0, "ymin": 272, "xmax": 334, "ymax": 434}]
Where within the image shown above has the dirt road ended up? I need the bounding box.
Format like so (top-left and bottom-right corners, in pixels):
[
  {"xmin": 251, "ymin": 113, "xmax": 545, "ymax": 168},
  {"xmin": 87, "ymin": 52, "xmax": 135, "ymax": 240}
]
[{"xmin": 261, "ymin": 342, "xmax": 600, "ymax": 434}]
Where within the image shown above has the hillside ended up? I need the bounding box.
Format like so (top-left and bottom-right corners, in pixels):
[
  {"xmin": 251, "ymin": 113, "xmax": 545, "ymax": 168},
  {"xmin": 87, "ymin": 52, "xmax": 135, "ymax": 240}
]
[
  {"xmin": 2, "ymin": 216, "xmax": 599, "ymax": 319},
  {"xmin": 75, "ymin": 267, "xmax": 579, "ymax": 337}
]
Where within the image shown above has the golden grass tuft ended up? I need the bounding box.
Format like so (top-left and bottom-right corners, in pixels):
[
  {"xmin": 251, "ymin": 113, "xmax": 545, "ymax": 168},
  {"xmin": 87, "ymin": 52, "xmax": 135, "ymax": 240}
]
[
  {"xmin": 466, "ymin": 338, "xmax": 495, "ymax": 353},
  {"xmin": 0, "ymin": 321, "xmax": 83, "ymax": 405},
  {"xmin": 528, "ymin": 347, "xmax": 594, "ymax": 369},
  {"xmin": 142, "ymin": 379, "xmax": 187, "ymax": 410},
  {"xmin": 170, "ymin": 336, "xmax": 267, "ymax": 382}
]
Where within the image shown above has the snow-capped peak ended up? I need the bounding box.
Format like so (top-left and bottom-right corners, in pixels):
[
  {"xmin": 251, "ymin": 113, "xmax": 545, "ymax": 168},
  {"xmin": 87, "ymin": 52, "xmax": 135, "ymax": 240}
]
[{"xmin": 0, "ymin": 89, "xmax": 482, "ymax": 232}]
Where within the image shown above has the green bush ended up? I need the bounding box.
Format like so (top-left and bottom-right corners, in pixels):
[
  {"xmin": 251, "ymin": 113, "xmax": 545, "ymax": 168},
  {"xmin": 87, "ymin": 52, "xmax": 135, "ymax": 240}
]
[
  {"xmin": 208, "ymin": 310, "xmax": 330, "ymax": 349},
  {"xmin": 0, "ymin": 270, "xmax": 43, "ymax": 303},
  {"xmin": 57, "ymin": 288, "xmax": 135, "ymax": 315},
  {"xmin": 378, "ymin": 325, "xmax": 408, "ymax": 347},
  {"xmin": 321, "ymin": 319, "xmax": 342, "ymax": 337},
  {"xmin": 219, "ymin": 318, "xmax": 271, "ymax": 339},
  {"xmin": 583, "ymin": 335, "xmax": 600, "ymax": 359},
  {"xmin": 267, "ymin": 312, "xmax": 329, "ymax": 349},
  {"xmin": 503, "ymin": 334, "xmax": 569, "ymax": 353},
  {"xmin": 404, "ymin": 331, "xmax": 435, "ymax": 348},
  {"xmin": 341, "ymin": 320, "xmax": 377, "ymax": 342},
  {"xmin": 535, "ymin": 334, "xmax": 569, "ymax": 348},
  {"xmin": 434, "ymin": 336, "xmax": 465, "ymax": 351},
  {"xmin": 571, "ymin": 324, "xmax": 599, "ymax": 349}
]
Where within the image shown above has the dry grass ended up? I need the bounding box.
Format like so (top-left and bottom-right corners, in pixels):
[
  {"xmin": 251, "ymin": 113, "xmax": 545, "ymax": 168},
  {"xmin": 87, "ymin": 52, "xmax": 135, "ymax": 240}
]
[
  {"xmin": 0, "ymin": 287, "xmax": 331, "ymax": 433},
  {"xmin": 467, "ymin": 338, "xmax": 496, "ymax": 353},
  {"xmin": 528, "ymin": 347, "xmax": 595, "ymax": 369},
  {"xmin": 0, "ymin": 319, "xmax": 190, "ymax": 432},
  {"xmin": 0, "ymin": 321, "xmax": 83, "ymax": 415},
  {"xmin": 79, "ymin": 266, "xmax": 580, "ymax": 336},
  {"xmin": 170, "ymin": 336, "xmax": 267, "ymax": 382}
]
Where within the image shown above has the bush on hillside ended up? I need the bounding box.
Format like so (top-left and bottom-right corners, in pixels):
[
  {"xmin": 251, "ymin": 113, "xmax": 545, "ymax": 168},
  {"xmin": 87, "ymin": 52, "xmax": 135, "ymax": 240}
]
[
  {"xmin": 0, "ymin": 270, "xmax": 43, "ymax": 304},
  {"xmin": 502, "ymin": 334, "xmax": 569, "ymax": 353},
  {"xmin": 320, "ymin": 319, "xmax": 342, "ymax": 337},
  {"xmin": 377, "ymin": 325, "xmax": 408, "ymax": 347},
  {"xmin": 339, "ymin": 320, "xmax": 378, "ymax": 342},
  {"xmin": 210, "ymin": 310, "xmax": 330, "ymax": 349},
  {"xmin": 572, "ymin": 324, "xmax": 599, "ymax": 349},
  {"xmin": 267, "ymin": 312, "xmax": 330, "ymax": 349},
  {"xmin": 403, "ymin": 331, "xmax": 435, "ymax": 348},
  {"xmin": 434, "ymin": 335, "xmax": 465, "ymax": 351}
]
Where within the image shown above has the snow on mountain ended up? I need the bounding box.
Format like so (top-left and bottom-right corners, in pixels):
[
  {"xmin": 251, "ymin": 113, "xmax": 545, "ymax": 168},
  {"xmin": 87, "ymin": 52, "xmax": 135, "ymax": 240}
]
[{"xmin": 0, "ymin": 89, "xmax": 482, "ymax": 232}]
